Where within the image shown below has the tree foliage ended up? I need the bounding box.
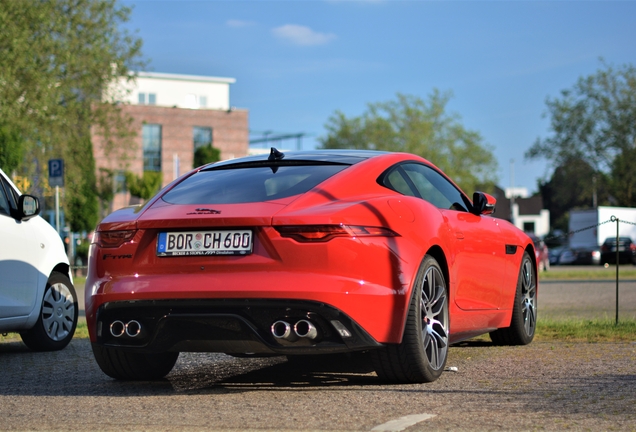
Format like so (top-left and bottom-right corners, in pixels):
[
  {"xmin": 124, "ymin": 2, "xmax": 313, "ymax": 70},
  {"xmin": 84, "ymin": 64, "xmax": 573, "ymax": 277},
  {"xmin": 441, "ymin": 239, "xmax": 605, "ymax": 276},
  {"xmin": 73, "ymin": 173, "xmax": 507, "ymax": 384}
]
[
  {"xmin": 125, "ymin": 171, "xmax": 162, "ymax": 200},
  {"xmin": 0, "ymin": 0, "xmax": 144, "ymax": 228},
  {"xmin": 319, "ymin": 91, "xmax": 498, "ymax": 193},
  {"xmin": 65, "ymin": 137, "xmax": 99, "ymax": 232},
  {"xmin": 539, "ymin": 157, "xmax": 610, "ymax": 231},
  {"xmin": 526, "ymin": 61, "xmax": 636, "ymax": 207},
  {"xmin": 194, "ymin": 145, "xmax": 221, "ymax": 168},
  {"xmin": 95, "ymin": 168, "xmax": 115, "ymax": 219},
  {"xmin": 0, "ymin": 123, "xmax": 24, "ymax": 173}
]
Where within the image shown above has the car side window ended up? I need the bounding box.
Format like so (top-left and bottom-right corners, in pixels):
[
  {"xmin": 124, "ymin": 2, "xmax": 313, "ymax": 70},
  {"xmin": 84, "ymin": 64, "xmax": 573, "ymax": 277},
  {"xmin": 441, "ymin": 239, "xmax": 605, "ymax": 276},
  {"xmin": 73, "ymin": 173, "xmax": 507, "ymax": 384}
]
[
  {"xmin": 381, "ymin": 163, "xmax": 469, "ymax": 212},
  {"xmin": 385, "ymin": 168, "xmax": 417, "ymax": 197},
  {"xmin": 0, "ymin": 178, "xmax": 13, "ymax": 216}
]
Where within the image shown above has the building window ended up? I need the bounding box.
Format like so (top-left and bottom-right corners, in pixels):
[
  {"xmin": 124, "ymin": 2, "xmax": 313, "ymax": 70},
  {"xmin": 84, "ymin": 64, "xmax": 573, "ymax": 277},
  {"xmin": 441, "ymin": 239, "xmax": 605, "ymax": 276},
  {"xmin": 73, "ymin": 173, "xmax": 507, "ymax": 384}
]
[
  {"xmin": 199, "ymin": 95, "xmax": 207, "ymax": 108},
  {"xmin": 193, "ymin": 126, "xmax": 212, "ymax": 150},
  {"xmin": 143, "ymin": 124, "xmax": 162, "ymax": 171},
  {"xmin": 138, "ymin": 92, "xmax": 156, "ymax": 105},
  {"xmin": 523, "ymin": 222, "xmax": 535, "ymax": 233}
]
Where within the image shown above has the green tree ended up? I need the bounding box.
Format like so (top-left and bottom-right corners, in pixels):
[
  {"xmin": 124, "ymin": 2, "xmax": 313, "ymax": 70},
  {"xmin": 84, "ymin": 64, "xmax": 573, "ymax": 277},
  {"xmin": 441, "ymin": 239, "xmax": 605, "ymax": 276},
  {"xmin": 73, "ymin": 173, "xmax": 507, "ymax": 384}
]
[
  {"xmin": 0, "ymin": 0, "xmax": 144, "ymax": 226},
  {"xmin": 538, "ymin": 157, "xmax": 610, "ymax": 231},
  {"xmin": 0, "ymin": 123, "xmax": 24, "ymax": 173},
  {"xmin": 65, "ymin": 136, "xmax": 99, "ymax": 231},
  {"xmin": 526, "ymin": 61, "xmax": 636, "ymax": 207},
  {"xmin": 95, "ymin": 168, "xmax": 115, "ymax": 219},
  {"xmin": 194, "ymin": 145, "xmax": 221, "ymax": 168},
  {"xmin": 125, "ymin": 171, "xmax": 162, "ymax": 200},
  {"xmin": 320, "ymin": 91, "xmax": 498, "ymax": 193},
  {"xmin": 609, "ymin": 145, "xmax": 636, "ymax": 207}
]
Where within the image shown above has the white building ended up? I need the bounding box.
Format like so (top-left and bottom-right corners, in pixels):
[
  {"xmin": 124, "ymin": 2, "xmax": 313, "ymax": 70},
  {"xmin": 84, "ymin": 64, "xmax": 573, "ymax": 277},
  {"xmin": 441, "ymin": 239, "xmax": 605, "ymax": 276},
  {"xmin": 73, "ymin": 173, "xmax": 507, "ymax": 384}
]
[{"xmin": 110, "ymin": 71, "xmax": 236, "ymax": 110}]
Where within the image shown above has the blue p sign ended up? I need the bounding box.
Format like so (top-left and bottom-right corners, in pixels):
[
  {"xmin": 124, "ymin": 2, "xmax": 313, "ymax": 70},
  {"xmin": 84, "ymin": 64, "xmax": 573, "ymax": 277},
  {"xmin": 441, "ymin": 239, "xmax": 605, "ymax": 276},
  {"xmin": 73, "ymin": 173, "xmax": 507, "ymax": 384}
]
[{"xmin": 48, "ymin": 159, "xmax": 64, "ymax": 187}]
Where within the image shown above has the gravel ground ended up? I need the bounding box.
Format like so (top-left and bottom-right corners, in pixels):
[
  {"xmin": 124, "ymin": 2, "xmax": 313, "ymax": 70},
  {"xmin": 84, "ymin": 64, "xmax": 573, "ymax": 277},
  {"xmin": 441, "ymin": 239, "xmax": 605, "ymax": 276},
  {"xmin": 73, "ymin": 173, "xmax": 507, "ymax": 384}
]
[
  {"xmin": 1, "ymin": 275, "xmax": 635, "ymax": 431},
  {"xmin": 0, "ymin": 338, "xmax": 635, "ymax": 431}
]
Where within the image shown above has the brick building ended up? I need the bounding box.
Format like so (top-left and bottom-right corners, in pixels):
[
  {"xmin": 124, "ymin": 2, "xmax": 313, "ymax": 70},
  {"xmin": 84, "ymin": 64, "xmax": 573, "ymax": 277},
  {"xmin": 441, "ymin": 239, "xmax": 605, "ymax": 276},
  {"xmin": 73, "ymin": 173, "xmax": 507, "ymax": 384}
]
[{"xmin": 92, "ymin": 72, "xmax": 249, "ymax": 213}]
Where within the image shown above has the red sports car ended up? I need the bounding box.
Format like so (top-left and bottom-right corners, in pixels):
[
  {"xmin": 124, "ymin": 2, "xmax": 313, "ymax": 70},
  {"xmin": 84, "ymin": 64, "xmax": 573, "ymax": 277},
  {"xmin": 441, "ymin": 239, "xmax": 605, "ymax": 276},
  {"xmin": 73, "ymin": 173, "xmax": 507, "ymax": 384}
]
[{"xmin": 85, "ymin": 149, "xmax": 537, "ymax": 383}]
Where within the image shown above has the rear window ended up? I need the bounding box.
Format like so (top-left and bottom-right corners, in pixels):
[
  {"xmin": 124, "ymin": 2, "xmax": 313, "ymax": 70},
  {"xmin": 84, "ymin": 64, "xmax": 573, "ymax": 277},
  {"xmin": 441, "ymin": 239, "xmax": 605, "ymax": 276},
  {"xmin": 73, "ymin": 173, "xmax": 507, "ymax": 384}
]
[{"xmin": 162, "ymin": 164, "xmax": 348, "ymax": 204}]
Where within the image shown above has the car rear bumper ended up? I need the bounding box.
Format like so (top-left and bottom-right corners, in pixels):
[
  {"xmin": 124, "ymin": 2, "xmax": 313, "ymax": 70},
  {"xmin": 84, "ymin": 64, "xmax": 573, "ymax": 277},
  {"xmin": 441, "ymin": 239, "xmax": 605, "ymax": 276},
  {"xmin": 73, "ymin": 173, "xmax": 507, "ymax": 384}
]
[{"xmin": 92, "ymin": 299, "xmax": 382, "ymax": 355}]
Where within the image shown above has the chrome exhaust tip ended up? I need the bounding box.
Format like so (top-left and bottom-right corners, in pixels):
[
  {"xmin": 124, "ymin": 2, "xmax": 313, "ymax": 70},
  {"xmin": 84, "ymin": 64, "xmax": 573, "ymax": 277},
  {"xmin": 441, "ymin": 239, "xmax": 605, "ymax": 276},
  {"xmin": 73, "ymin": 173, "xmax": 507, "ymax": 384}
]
[
  {"xmin": 271, "ymin": 320, "xmax": 295, "ymax": 341},
  {"xmin": 109, "ymin": 320, "xmax": 126, "ymax": 338},
  {"xmin": 294, "ymin": 320, "xmax": 318, "ymax": 340},
  {"xmin": 125, "ymin": 320, "xmax": 142, "ymax": 337}
]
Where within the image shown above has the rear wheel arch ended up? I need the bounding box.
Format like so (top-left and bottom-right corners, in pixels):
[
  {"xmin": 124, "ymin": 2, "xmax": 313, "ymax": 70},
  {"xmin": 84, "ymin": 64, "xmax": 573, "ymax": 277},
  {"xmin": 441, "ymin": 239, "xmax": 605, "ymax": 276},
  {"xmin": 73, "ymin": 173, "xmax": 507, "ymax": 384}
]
[
  {"xmin": 371, "ymin": 253, "xmax": 449, "ymax": 383},
  {"xmin": 425, "ymin": 245, "xmax": 449, "ymax": 291},
  {"xmin": 398, "ymin": 245, "xmax": 449, "ymax": 341}
]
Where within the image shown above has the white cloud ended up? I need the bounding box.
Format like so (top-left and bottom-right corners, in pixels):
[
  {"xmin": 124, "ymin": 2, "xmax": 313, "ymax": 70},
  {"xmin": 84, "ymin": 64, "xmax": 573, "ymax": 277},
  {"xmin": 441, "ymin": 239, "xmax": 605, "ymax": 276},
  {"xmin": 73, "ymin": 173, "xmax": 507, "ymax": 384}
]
[
  {"xmin": 272, "ymin": 24, "xmax": 337, "ymax": 46},
  {"xmin": 226, "ymin": 19, "xmax": 255, "ymax": 28}
]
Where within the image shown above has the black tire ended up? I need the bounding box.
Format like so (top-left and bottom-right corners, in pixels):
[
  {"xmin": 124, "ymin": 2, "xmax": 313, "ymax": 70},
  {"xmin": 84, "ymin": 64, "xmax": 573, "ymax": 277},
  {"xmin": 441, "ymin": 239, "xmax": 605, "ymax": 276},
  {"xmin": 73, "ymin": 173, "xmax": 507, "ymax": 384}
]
[
  {"xmin": 490, "ymin": 251, "xmax": 537, "ymax": 345},
  {"xmin": 92, "ymin": 344, "xmax": 179, "ymax": 380},
  {"xmin": 20, "ymin": 271, "xmax": 78, "ymax": 351},
  {"xmin": 371, "ymin": 255, "xmax": 449, "ymax": 383}
]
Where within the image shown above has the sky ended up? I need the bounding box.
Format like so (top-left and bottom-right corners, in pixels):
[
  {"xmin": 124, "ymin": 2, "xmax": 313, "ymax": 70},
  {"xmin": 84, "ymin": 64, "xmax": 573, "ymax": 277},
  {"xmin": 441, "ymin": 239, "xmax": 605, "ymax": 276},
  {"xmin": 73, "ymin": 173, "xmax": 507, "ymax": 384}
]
[{"xmin": 121, "ymin": 0, "xmax": 636, "ymax": 193}]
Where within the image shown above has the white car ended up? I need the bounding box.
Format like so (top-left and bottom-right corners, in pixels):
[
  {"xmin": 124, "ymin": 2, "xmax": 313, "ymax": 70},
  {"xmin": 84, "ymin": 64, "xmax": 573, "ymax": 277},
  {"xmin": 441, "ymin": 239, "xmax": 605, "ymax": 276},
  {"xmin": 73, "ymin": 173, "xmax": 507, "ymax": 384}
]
[{"xmin": 0, "ymin": 168, "xmax": 77, "ymax": 350}]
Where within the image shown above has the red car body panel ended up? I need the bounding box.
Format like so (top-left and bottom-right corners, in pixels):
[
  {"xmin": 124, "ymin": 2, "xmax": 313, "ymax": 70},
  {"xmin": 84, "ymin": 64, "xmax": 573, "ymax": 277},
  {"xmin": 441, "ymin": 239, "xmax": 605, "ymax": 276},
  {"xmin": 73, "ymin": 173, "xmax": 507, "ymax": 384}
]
[{"xmin": 85, "ymin": 152, "xmax": 535, "ymax": 351}]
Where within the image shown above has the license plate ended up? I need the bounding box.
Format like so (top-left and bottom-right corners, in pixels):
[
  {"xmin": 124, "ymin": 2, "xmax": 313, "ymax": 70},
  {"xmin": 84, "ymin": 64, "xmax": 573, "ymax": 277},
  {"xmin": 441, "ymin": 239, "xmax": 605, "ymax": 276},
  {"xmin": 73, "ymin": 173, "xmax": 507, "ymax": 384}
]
[{"xmin": 157, "ymin": 230, "xmax": 253, "ymax": 256}]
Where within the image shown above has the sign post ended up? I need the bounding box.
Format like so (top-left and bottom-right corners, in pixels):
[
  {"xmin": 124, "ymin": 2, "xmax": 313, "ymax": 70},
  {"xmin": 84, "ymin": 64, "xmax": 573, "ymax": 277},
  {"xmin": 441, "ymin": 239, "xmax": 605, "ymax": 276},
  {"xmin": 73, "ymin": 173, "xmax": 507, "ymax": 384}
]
[{"xmin": 48, "ymin": 159, "xmax": 64, "ymax": 234}]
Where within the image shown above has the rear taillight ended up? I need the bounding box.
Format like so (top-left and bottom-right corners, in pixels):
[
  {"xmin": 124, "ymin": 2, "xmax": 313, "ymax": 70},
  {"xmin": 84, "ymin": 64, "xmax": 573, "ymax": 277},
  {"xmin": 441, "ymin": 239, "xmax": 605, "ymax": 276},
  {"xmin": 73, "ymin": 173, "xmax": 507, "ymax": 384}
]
[
  {"xmin": 93, "ymin": 230, "xmax": 137, "ymax": 248},
  {"xmin": 275, "ymin": 225, "xmax": 399, "ymax": 243}
]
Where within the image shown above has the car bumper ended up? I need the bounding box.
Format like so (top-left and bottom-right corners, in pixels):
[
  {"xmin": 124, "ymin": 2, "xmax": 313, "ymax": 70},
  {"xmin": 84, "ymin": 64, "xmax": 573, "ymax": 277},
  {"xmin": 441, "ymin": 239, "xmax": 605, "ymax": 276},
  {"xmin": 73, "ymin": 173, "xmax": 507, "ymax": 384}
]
[
  {"xmin": 85, "ymin": 268, "xmax": 414, "ymax": 349},
  {"xmin": 91, "ymin": 298, "xmax": 382, "ymax": 355}
]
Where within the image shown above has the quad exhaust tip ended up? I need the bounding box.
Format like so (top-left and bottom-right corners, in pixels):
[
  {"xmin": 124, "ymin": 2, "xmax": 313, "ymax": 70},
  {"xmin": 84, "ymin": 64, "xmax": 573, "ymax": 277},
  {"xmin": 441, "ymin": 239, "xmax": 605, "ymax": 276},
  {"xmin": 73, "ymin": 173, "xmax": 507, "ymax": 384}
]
[
  {"xmin": 271, "ymin": 320, "xmax": 295, "ymax": 341},
  {"xmin": 109, "ymin": 320, "xmax": 142, "ymax": 338},
  {"xmin": 294, "ymin": 319, "xmax": 318, "ymax": 340},
  {"xmin": 271, "ymin": 319, "xmax": 318, "ymax": 341}
]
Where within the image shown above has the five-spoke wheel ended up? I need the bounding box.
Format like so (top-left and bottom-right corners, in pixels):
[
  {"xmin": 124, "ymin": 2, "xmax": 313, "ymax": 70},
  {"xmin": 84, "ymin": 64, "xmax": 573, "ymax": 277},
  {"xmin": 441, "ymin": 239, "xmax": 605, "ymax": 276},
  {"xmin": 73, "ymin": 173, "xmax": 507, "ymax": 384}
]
[
  {"xmin": 371, "ymin": 255, "xmax": 449, "ymax": 383},
  {"xmin": 490, "ymin": 251, "xmax": 537, "ymax": 345}
]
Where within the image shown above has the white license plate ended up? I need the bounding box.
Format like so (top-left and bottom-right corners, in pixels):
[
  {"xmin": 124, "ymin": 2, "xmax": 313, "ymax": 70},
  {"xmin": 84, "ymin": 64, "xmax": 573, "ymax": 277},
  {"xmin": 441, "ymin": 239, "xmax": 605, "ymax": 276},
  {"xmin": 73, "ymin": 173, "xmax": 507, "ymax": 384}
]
[{"xmin": 157, "ymin": 230, "xmax": 253, "ymax": 256}]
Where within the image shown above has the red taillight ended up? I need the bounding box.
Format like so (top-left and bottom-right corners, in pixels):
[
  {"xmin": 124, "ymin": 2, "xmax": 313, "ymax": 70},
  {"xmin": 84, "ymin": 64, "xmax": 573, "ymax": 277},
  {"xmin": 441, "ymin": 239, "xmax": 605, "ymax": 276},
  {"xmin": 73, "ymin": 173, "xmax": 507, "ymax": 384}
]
[
  {"xmin": 93, "ymin": 230, "xmax": 137, "ymax": 248},
  {"xmin": 274, "ymin": 225, "xmax": 399, "ymax": 243}
]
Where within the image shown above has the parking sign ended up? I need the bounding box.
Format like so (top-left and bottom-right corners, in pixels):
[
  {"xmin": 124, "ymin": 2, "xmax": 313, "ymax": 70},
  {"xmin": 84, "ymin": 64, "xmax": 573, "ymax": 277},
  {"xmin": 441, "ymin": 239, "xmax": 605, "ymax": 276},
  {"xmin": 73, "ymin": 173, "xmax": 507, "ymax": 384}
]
[{"xmin": 48, "ymin": 159, "xmax": 64, "ymax": 187}]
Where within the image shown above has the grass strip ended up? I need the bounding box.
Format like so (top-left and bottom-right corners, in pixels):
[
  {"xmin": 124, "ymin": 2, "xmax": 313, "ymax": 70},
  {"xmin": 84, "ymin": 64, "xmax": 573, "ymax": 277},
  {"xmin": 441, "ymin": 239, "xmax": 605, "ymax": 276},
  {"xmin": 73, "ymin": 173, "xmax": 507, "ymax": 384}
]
[
  {"xmin": 540, "ymin": 268, "xmax": 636, "ymax": 281},
  {"xmin": 535, "ymin": 318, "xmax": 636, "ymax": 342}
]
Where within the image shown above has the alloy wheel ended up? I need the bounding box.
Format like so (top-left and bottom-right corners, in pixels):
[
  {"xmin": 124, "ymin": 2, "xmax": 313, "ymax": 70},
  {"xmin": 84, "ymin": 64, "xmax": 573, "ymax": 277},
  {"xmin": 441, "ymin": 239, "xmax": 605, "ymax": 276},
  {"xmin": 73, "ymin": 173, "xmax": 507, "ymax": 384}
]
[{"xmin": 420, "ymin": 266, "xmax": 449, "ymax": 370}]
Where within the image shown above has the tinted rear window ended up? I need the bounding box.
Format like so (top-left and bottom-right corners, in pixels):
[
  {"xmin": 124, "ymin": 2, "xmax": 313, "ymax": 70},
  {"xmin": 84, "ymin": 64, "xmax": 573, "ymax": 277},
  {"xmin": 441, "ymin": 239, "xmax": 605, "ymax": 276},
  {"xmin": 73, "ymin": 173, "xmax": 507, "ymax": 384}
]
[{"xmin": 162, "ymin": 164, "xmax": 348, "ymax": 204}]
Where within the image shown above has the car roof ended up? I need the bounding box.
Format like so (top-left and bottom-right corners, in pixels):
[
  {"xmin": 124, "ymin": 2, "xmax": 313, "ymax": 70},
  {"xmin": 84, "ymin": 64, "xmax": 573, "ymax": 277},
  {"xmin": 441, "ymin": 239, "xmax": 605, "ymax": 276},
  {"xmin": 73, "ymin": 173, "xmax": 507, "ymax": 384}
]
[{"xmin": 205, "ymin": 148, "xmax": 390, "ymax": 169}]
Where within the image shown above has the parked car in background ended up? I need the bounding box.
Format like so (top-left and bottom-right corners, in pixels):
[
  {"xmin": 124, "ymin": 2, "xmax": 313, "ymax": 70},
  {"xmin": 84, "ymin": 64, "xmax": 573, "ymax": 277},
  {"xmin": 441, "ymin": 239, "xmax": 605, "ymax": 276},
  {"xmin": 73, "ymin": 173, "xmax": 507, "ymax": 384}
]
[
  {"xmin": 86, "ymin": 149, "xmax": 537, "ymax": 383},
  {"xmin": 527, "ymin": 233, "xmax": 549, "ymax": 271},
  {"xmin": 0, "ymin": 168, "xmax": 78, "ymax": 350},
  {"xmin": 600, "ymin": 237, "xmax": 636, "ymax": 265},
  {"xmin": 550, "ymin": 246, "xmax": 601, "ymax": 266},
  {"xmin": 571, "ymin": 246, "xmax": 602, "ymax": 265}
]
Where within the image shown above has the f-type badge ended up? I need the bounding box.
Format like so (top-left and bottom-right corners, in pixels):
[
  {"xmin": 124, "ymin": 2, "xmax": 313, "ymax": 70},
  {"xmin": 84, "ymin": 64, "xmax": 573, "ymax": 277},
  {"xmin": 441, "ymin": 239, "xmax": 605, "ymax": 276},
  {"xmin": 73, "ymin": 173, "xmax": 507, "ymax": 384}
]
[{"xmin": 187, "ymin": 208, "xmax": 221, "ymax": 215}]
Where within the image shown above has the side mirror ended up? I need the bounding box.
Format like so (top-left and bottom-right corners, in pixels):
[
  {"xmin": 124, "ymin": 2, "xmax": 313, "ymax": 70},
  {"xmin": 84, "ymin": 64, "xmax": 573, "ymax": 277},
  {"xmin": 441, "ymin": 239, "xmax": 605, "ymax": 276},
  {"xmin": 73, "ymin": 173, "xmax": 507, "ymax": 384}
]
[
  {"xmin": 18, "ymin": 195, "xmax": 40, "ymax": 221},
  {"xmin": 472, "ymin": 191, "xmax": 496, "ymax": 216}
]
